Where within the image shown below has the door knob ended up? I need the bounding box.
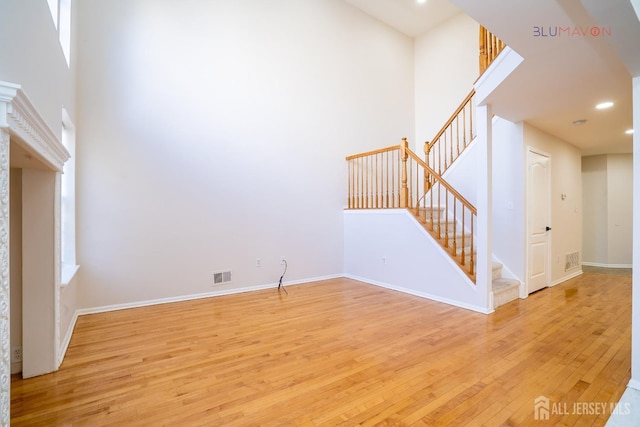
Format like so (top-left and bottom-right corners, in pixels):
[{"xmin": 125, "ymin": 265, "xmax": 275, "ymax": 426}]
[{"xmin": 546, "ymin": 226, "xmax": 552, "ymax": 231}]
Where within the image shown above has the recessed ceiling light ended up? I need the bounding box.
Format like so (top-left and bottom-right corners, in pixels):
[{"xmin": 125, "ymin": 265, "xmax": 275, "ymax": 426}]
[
  {"xmin": 595, "ymin": 101, "xmax": 614, "ymax": 110},
  {"xmin": 626, "ymin": 129, "xmax": 634, "ymax": 135},
  {"xmin": 572, "ymin": 119, "xmax": 587, "ymax": 126},
  {"xmin": 417, "ymin": 0, "xmax": 427, "ymax": 4}
]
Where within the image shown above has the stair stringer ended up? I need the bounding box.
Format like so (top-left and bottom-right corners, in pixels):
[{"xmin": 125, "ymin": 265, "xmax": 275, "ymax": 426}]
[{"xmin": 344, "ymin": 209, "xmax": 492, "ymax": 314}]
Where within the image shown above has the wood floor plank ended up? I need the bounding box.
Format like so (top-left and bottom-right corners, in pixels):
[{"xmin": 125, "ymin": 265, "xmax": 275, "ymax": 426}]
[{"xmin": 11, "ymin": 272, "xmax": 632, "ymax": 425}]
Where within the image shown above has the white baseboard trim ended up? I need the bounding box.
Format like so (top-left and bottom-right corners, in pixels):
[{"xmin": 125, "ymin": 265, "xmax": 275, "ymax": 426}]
[
  {"xmin": 549, "ymin": 270, "xmax": 583, "ymax": 287},
  {"xmin": 344, "ymin": 274, "xmax": 493, "ymax": 314},
  {"xmin": 58, "ymin": 310, "xmax": 79, "ymax": 366},
  {"xmin": 627, "ymin": 378, "xmax": 640, "ymax": 391},
  {"xmin": 582, "ymin": 262, "xmax": 632, "ymax": 269},
  {"xmin": 76, "ymin": 274, "xmax": 343, "ymax": 316}
]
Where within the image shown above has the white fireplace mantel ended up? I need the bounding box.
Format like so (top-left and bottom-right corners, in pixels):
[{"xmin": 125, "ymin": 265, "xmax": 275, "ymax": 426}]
[
  {"xmin": 0, "ymin": 81, "xmax": 70, "ymax": 172},
  {"xmin": 0, "ymin": 80, "xmax": 70, "ymax": 425}
]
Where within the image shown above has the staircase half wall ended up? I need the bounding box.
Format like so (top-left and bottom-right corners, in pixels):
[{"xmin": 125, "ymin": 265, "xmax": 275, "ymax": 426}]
[{"xmin": 344, "ymin": 209, "xmax": 492, "ymax": 314}]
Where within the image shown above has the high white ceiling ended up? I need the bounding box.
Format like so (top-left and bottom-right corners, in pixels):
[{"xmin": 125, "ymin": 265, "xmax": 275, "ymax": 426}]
[
  {"xmin": 342, "ymin": 0, "xmax": 461, "ymax": 37},
  {"xmin": 345, "ymin": 0, "xmax": 640, "ymax": 155}
]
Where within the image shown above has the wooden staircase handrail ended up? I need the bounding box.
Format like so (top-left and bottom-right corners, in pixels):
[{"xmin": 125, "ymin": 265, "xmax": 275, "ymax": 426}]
[
  {"xmin": 425, "ymin": 89, "xmax": 476, "ymax": 154},
  {"xmin": 345, "ymin": 144, "xmax": 400, "ymax": 161},
  {"xmin": 405, "ymin": 149, "xmax": 477, "ymax": 216}
]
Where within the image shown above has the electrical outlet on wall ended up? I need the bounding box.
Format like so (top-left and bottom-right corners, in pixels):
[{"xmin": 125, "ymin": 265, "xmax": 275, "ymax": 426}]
[{"xmin": 11, "ymin": 346, "xmax": 22, "ymax": 363}]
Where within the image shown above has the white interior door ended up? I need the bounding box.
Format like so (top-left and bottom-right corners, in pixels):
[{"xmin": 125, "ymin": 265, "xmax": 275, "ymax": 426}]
[{"xmin": 527, "ymin": 150, "xmax": 551, "ymax": 293}]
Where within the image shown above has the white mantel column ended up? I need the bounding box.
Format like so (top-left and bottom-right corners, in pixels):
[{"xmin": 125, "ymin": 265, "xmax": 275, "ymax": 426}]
[
  {"xmin": 0, "ymin": 129, "xmax": 10, "ymax": 425},
  {"xmin": 21, "ymin": 168, "xmax": 60, "ymax": 378}
]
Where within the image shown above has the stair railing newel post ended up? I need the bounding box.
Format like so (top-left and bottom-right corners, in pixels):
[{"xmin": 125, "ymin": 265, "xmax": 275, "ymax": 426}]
[{"xmin": 400, "ymin": 138, "xmax": 409, "ymax": 209}]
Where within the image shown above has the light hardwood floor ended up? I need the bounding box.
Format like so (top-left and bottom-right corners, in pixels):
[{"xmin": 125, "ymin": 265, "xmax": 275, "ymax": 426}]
[{"xmin": 11, "ymin": 271, "xmax": 631, "ymax": 426}]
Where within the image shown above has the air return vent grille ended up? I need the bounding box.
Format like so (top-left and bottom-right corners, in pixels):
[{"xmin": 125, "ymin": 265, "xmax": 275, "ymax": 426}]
[
  {"xmin": 565, "ymin": 251, "xmax": 580, "ymax": 271},
  {"xmin": 213, "ymin": 270, "xmax": 232, "ymax": 285}
]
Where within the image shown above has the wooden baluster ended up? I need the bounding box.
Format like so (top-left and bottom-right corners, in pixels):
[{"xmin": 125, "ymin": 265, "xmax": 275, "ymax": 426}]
[
  {"xmin": 348, "ymin": 160, "xmax": 352, "ymax": 209},
  {"xmin": 460, "ymin": 208, "xmax": 466, "ymax": 266},
  {"xmin": 354, "ymin": 159, "xmax": 357, "ymax": 208},
  {"xmin": 352, "ymin": 160, "xmax": 357, "ymax": 209},
  {"xmin": 363, "ymin": 157, "xmax": 367, "ymax": 208},
  {"xmin": 385, "ymin": 152, "xmax": 389, "ymax": 208},
  {"xmin": 470, "ymin": 214, "xmax": 475, "ymax": 276},
  {"xmin": 452, "ymin": 200, "xmax": 457, "ymax": 257},
  {"xmin": 367, "ymin": 156, "xmax": 371, "ymax": 208},
  {"xmin": 479, "ymin": 26, "xmax": 488, "ymax": 74},
  {"xmin": 378, "ymin": 153, "xmax": 382, "ymax": 208},
  {"xmin": 361, "ymin": 157, "xmax": 365, "ymax": 208},
  {"xmin": 392, "ymin": 150, "xmax": 396, "ymax": 207},
  {"xmin": 414, "ymin": 159, "xmax": 419, "ymax": 213},
  {"xmin": 400, "ymin": 138, "xmax": 408, "ymax": 208},
  {"xmin": 375, "ymin": 154, "xmax": 379, "ymax": 208},
  {"xmin": 409, "ymin": 158, "xmax": 413, "ymax": 212},
  {"xmin": 444, "ymin": 189, "xmax": 449, "ymax": 249},
  {"xmin": 462, "ymin": 107, "xmax": 467, "ymax": 149},
  {"xmin": 378, "ymin": 154, "xmax": 382, "ymax": 208},
  {"xmin": 397, "ymin": 149, "xmax": 401, "ymax": 207},
  {"xmin": 429, "ymin": 178, "xmax": 434, "ymax": 231},
  {"xmin": 468, "ymin": 99, "xmax": 473, "ymax": 141},
  {"xmin": 352, "ymin": 160, "xmax": 356, "ymax": 208},
  {"xmin": 436, "ymin": 183, "xmax": 441, "ymax": 239},
  {"xmin": 437, "ymin": 137, "xmax": 441, "ymax": 175},
  {"xmin": 456, "ymin": 116, "xmax": 461, "ymax": 156}
]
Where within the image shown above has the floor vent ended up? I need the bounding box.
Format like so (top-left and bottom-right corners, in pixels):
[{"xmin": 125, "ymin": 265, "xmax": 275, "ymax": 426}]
[
  {"xmin": 213, "ymin": 270, "xmax": 232, "ymax": 285},
  {"xmin": 565, "ymin": 251, "xmax": 580, "ymax": 271}
]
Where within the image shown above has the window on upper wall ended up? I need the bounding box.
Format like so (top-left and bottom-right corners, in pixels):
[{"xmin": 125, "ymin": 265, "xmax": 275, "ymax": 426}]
[{"xmin": 46, "ymin": 0, "xmax": 71, "ymax": 67}]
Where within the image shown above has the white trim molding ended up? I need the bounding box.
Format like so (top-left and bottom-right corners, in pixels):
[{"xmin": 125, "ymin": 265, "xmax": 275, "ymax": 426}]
[
  {"xmin": 76, "ymin": 274, "xmax": 344, "ymax": 316},
  {"xmin": 0, "ymin": 81, "xmax": 69, "ymax": 172},
  {"xmin": 344, "ymin": 274, "xmax": 494, "ymax": 314},
  {"xmin": 0, "ymin": 130, "xmax": 10, "ymax": 425},
  {"xmin": 582, "ymin": 262, "xmax": 632, "ymax": 269}
]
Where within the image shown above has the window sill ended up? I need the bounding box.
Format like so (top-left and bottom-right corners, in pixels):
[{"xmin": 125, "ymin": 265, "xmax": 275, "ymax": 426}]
[{"xmin": 61, "ymin": 264, "xmax": 79, "ymax": 287}]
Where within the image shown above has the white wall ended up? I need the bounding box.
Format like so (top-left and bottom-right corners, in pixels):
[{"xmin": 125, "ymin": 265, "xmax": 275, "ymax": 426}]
[
  {"xmin": 344, "ymin": 210, "xmax": 488, "ymax": 313},
  {"xmin": 607, "ymin": 154, "xmax": 633, "ymax": 266},
  {"xmin": 74, "ymin": 0, "xmax": 415, "ymax": 308},
  {"xmin": 524, "ymin": 124, "xmax": 583, "ymax": 285},
  {"xmin": 582, "ymin": 155, "xmax": 608, "ymax": 264},
  {"xmin": 414, "ymin": 13, "xmax": 478, "ymax": 152},
  {"xmin": 582, "ymin": 154, "xmax": 633, "ymax": 267},
  {"xmin": 492, "ymin": 117, "xmax": 525, "ymax": 281},
  {"xmin": 0, "ymin": 0, "xmax": 75, "ymax": 135},
  {"xmin": 441, "ymin": 137, "xmax": 478, "ymax": 206}
]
